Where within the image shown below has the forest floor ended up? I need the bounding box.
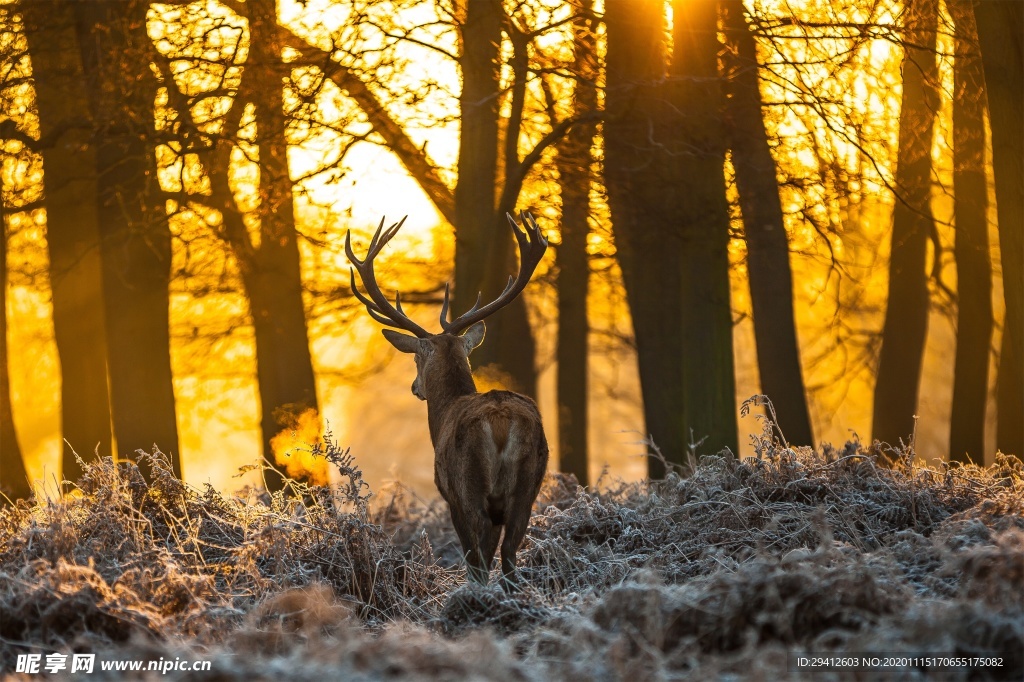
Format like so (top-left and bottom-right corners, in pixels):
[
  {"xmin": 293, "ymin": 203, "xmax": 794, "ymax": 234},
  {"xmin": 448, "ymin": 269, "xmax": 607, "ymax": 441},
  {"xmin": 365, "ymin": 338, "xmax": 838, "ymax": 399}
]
[{"xmin": 1, "ymin": 428, "xmax": 1022, "ymax": 681}]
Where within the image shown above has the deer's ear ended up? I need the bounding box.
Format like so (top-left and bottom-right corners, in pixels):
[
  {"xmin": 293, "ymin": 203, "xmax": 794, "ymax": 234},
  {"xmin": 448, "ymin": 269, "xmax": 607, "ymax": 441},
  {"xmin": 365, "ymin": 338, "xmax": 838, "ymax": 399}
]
[
  {"xmin": 461, "ymin": 322, "xmax": 486, "ymax": 353},
  {"xmin": 382, "ymin": 329, "xmax": 423, "ymax": 354}
]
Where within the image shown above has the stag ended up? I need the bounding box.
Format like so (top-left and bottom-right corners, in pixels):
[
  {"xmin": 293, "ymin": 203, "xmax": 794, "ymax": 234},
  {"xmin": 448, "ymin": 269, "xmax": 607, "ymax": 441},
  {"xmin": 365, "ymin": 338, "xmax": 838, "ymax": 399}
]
[{"xmin": 346, "ymin": 212, "xmax": 550, "ymax": 591}]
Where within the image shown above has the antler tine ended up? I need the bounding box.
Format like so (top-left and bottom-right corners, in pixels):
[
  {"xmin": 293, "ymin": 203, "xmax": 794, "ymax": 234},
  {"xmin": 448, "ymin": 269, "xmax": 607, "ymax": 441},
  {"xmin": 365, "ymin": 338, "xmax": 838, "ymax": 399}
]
[
  {"xmin": 345, "ymin": 217, "xmax": 381, "ymax": 267},
  {"xmin": 516, "ymin": 210, "xmax": 548, "ymax": 261},
  {"xmin": 440, "ymin": 289, "xmax": 483, "ymax": 333},
  {"xmin": 442, "ymin": 211, "xmax": 548, "ymax": 336},
  {"xmin": 438, "ymin": 283, "xmax": 452, "ymax": 328},
  {"xmin": 345, "ymin": 217, "xmax": 432, "ymax": 338}
]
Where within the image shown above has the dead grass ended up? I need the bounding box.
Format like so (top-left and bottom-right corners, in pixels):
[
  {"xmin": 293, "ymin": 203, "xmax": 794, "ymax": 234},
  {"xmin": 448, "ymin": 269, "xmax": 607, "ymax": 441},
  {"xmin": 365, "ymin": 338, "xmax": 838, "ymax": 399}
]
[{"xmin": 1, "ymin": 432, "xmax": 1021, "ymax": 680}]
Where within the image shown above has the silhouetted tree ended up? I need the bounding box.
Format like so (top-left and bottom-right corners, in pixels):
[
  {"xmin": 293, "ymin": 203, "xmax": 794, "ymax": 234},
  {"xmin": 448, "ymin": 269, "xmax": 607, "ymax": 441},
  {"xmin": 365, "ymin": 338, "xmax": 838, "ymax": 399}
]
[
  {"xmin": 0, "ymin": 204, "xmax": 31, "ymax": 503},
  {"xmin": 276, "ymin": 26, "xmax": 456, "ymax": 224},
  {"xmin": 291, "ymin": 1, "xmax": 582, "ymax": 400},
  {"xmin": 670, "ymin": 0, "xmax": 737, "ymax": 462},
  {"xmin": 553, "ymin": 0, "xmax": 597, "ymax": 485},
  {"xmin": 452, "ymin": 0, "xmax": 538, "ymax": 397},
  {"xmin": 605, "ymin": 0, "xmax": 738, "ymax": 476},
  {"xmin": 243, "ymin": 0, "xmax": 321, "ymax": 489},
  {"xmin": 948, "ymin": 0, "xmax": 992, "ymax": 463},
  {"xmin": 21, "ymin": 1, "xmax": 113, "ymax": 482},
  {"xmin": 873, "ymin": 0, "xmax": 940, "ymax": 449},
  {"xmin": 604, "ymin": 0, "xmax": 683, "ymax": 475},
  {"xmin": 151, "ymin": 1, "xmax": 323, "ymax": 490},
  {"xmin": 974, "ymin": 0, "xmax": 1023, "ymax": 457},
  {"xmin": 80, "ymin": 0, "xmax": 180, "ymax": 474},
  {"xmin": 722, "ymin": 0, "xmax": 814, "ymax": 448}
]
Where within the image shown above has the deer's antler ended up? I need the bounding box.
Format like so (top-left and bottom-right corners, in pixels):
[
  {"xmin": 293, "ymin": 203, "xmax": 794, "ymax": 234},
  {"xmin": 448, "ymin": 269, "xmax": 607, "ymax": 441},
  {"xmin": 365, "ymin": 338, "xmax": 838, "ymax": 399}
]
[
  {"xmin": 345, "ymin": 217, "xmax": 432, "ymax": 338},
  {"xmin": 347, "ymin": 212, "xmax": 547, "ymax": 338},
  {"xmin": 440, "ymin": 211, "xmax": 548, "ymax": 335}
]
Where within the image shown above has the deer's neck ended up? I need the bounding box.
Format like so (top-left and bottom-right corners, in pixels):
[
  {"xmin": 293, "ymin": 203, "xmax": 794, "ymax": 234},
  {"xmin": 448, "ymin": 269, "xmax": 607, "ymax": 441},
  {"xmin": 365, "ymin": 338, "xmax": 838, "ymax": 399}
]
[{"xmin": 425, "ymin": 363, "xmax": 477, "ymax": 445}]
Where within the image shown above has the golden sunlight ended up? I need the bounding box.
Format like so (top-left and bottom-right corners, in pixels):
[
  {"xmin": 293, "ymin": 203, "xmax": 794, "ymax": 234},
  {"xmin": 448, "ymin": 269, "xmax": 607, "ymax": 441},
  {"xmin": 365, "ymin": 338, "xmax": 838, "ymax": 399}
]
[{"xmin": 2, "ymin": 0, "xmax": 1014, "ymax": 507}]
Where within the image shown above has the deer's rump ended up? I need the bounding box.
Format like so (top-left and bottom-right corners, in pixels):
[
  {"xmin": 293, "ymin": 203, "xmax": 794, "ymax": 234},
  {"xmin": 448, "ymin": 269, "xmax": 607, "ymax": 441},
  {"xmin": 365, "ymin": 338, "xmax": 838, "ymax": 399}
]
[{"xmin": 434, "ymin": 390, "xmax": 548, "ymax": 526}]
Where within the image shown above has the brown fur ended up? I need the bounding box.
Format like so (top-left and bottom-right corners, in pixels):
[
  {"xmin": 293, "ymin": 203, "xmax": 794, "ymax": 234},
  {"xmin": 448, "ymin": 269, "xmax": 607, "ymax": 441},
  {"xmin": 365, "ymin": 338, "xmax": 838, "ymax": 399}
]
[
  {"xmin": 386, "ymin": 327, "xmax": 549, "ymax": 591},
  {"xmin": 348, "ymin": 214, "xmax": 551, "ymax": 589}
]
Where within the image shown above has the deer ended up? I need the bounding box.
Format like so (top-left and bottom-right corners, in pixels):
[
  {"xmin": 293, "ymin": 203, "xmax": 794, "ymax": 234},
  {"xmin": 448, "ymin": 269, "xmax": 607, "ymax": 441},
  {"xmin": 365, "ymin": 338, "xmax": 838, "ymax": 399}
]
[{"xmin": 346, "ymin": 212, "xmax": 549, "ymax": 592}]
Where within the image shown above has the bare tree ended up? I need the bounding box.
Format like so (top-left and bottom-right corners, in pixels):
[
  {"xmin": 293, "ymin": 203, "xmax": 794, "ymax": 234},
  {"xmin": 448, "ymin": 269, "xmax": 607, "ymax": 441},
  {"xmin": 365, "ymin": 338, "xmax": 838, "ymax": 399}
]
[
  {"xmin": 284, "ymin": 0, "xmax": 584, "ymax": 401},
  {"xmin": 872, "ymin": 0, "xmax": 940, "ymax": 449},
  {"xmin": 12, "ymin": 0, "xmax": 183, "ymax": 477},
  {"xmin": 974, "ymin": 0, "xmax": 1023, "ymax": 457},
  {"xmin": 604, "ymin": 0, "xmax": 684, "ymax": 474},
  {"xmin": 154, "ymin": 0, "xmax": 328, "ymax": 490},
  {"xmin": 242, "ymin": 0, "xmax": 321, "ymax": 489},
  {"xmin": 552, "ymin": 0, "xmax": 598, "ymax": 485},
  {"xmin": 670, "ymin": 0, "xmax": 737, "ymax": 461},
  {"xmin": 605, "ymin": 0, "xmax": 738, "ymax": 475},
  {"xmin": 0, "ymin": 8, "xmax": 34, "ymax": 502},
  {"xmin": 21, "ymin": 1, "xmax": 113, "ymax": 482},
  {"xmin": 451, "ymin": 0, "xmax": 537, "ymax": 397},
  {"xmin": 948, "ymin": 0, "xmax": 992, "ymax": 463},
  {"xmin": 722, "ymin": 0, "xmax": 814, "ymax": 448},
  {"xmin": 741, "ymin": 0, "xmax": 903, "ymax": 442},
  {"xmin": 1, "ymin": 203, "xmax": 31, "ymax": 503}
]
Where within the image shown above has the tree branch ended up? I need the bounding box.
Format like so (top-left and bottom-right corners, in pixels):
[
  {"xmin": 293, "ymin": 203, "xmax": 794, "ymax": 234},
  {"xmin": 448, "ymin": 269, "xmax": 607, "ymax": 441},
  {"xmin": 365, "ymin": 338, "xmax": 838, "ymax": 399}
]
[{"xmin": 277, "ymin": 26, "xmax": 456, "ymax": 225}]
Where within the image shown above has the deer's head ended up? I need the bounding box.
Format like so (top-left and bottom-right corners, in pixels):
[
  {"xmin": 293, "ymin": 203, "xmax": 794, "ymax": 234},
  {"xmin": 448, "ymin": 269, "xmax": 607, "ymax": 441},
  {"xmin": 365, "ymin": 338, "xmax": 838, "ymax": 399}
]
[
  {"xmin": 380, "ymin": 324, "xmax": 484, "ymax": 400},
  {"xmin": 346, "ymin": 212, "xmax": 547, "ymax": 402}
]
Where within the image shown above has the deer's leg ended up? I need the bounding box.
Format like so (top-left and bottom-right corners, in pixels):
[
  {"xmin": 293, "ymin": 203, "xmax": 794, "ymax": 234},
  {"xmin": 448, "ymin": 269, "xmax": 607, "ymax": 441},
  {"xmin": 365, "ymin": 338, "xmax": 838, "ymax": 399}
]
[
  {"xmin": 499, "ymin": 498, "xmax": 532, "ymax": 592},
  {"xmin": 481, "ymin": 522, "xmax": 502, "ymax": 575},
  {"xmin": 450, "ymin": 505, "xmax": 490, "ymax": 584}
]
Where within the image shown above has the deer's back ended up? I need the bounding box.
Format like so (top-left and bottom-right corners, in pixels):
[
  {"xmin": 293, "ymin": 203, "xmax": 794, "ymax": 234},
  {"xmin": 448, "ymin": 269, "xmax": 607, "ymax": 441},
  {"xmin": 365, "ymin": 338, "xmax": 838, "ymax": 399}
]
[{"xmin": 434, "ymin": 390, "xmax": 548, "ymax": 520}]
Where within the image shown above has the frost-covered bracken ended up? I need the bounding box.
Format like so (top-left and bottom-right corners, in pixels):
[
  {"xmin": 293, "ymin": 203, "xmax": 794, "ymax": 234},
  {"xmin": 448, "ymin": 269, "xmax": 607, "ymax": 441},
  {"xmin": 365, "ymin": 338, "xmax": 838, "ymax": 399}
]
[{"xmin": 1, "ymin": 439, "xmax": 1021, "ymax": 680}]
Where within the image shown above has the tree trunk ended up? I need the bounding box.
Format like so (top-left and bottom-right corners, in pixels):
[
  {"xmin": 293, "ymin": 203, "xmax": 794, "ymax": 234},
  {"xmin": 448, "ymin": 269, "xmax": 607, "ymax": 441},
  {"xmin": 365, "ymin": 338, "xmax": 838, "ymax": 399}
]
[
  {"xmin": 453, "ymin": 0, "xmax": 537, "ymax": 398},
  {"xmin": 245, "ymin": 0, "xmax": 320, "ymax": 491},
  {"xmin": 721, "ymin": 0, "xmax": 814, "ymax": 448},
  {"xmin": 74, "ymin": 0, "xmax": 180, "ymax": 475},
  {"xmin": 22, "ymin": 1, "xmax": 113, "ymax": 483},
  {"xmin": 974, "ymin": 0, "xmax": 1023, "ymax": 457},
  {"xmin": 671, "ymin": 0, "xmax": 738, "ymax": 461},
  {"xmin": 605, "ymin": 0, "xmax": 737, "ymax": 476},
  {"xmin": 454, "ymin": 0, "xmax": 501, "ymax": 336},
  {"xmin": 604, "ymin": 0, "xmax": 686, "ymax": 476},
  {"xmin": 554, "ymin": 2, "xmax": 598, "ymax": 485},
  {"xmin": 872, "ymin": 0, "xmax": 940, "ymax": 449},
  {"xmin": 472, "ymin": 227, "xmax": 539, "ymax": 398},
  {"xmin": 1, "ymin": 207, "xmax": 31, "ymax": 503},
  {"xmin": 948, "ymin": 0, "xmax": 993, "ymax": 464}
]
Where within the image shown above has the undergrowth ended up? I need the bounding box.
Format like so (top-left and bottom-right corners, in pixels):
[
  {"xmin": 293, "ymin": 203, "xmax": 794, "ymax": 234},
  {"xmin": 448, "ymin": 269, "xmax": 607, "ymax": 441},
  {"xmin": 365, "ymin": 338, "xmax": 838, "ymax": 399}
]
[{"xmin": 1, "ymin": 426, "xmax": 1022, "ymax": 680}]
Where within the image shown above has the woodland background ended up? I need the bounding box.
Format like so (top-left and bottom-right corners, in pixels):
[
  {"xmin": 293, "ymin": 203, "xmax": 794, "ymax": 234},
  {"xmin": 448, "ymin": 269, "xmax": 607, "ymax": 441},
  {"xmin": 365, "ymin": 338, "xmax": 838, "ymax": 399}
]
[{"xmin": 0, "ymin": 0, "xmax": 1021, "ymax": 501}]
